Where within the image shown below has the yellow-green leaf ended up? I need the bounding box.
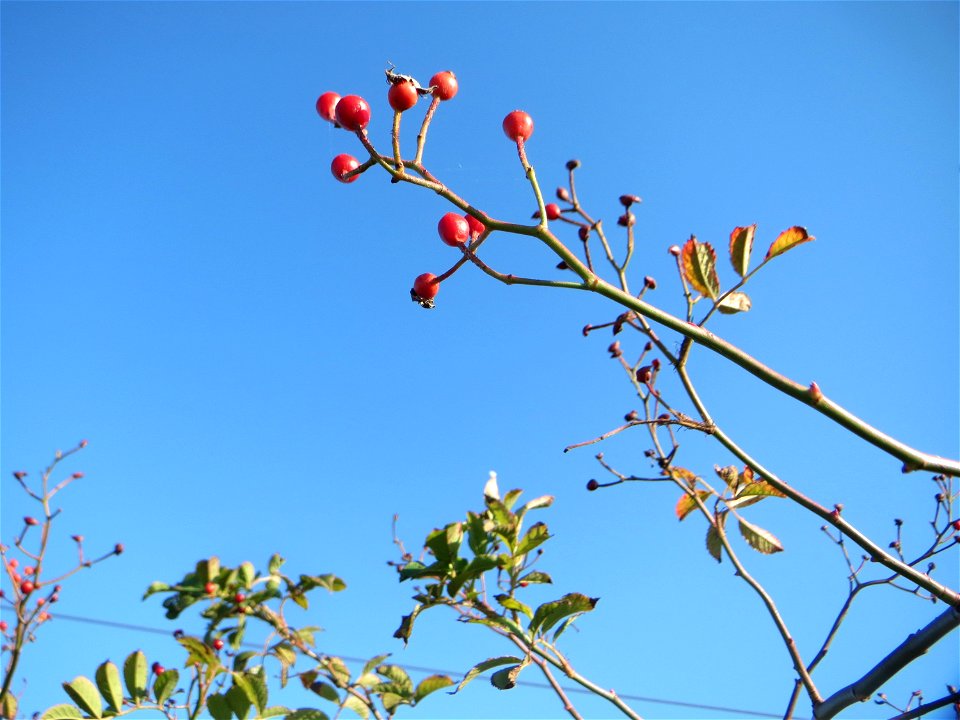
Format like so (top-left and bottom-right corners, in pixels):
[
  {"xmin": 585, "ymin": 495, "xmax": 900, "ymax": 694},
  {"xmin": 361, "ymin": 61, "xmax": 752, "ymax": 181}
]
[
  {"xmin": 717, "ymin": 291, "xmax": 752, "ymax": 314},
  {"xmin": 765, "ymin": 226, "xmax": 814, "ymax": 260},
  {"xmin": 95, "ymin": 661, "xmax": 123, "ymax": 712},
  {"xmin": 738, "ymin": 518, "xmax": 784, "ymax": 554},
  {"xmin": 40, "ymin": 705, "xmax": 82, "ymax": 720},
  {"xmin": 62, "ymin": 677, "xmax": 102, "ymax": 718},
  {"xmin": 706, "ymin": 524, "xmax": 722, "ymax": 563},
  {"xmin": 729, "ymin": 225, "xmax": 756, "ymax": 277},
  {"xmin": 2, "ymin": 693, "xmax": 20, "ymax": 720},
  {"xmin": 681, "ymin": 236, "xmax": 720, "ymax": 299},
  {"xmin": 413, "ymin": 675, "xmax": 454, "ymax": 703},
  {"xmin": 675, "ymin": 490, "xmax": 711, "ymax": 521},
  {"xmin": 123, "ymin": 651, "xmax": 147, "ymax": 702}
]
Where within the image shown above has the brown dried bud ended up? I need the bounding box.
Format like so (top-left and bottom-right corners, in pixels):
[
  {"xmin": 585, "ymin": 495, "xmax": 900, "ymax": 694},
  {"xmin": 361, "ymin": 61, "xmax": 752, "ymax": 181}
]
[
  {"xmin": 586, "ymin": 479, "xmax": 599, "ymax": 492},
  {"xmin": 608, "ymin": 341, "xmax": 622, "ymax": 358},
  {"xmin": 72, "ymin": 472, "xmax": 84, "ymax": 479},
  {"xmin": 114, "ymin": 543, "xmax": 124, "ymax": 555},
  {"xmin": 625, "ymin": 410, "xmax": 640, "ymax": 422},
  {"xmin": 566, "ymin": 159, "xmax": 580, "ymax": 171},
  {"xmin": 617, "ymin": 213, "xmax": 634, "ymax": 227},
  {"xmin": 578, "ymin": 226, "xmax": 590, "ymax": 242},
  {"xmin": 582, "ymin": 324, "xmax": 592, "ymax": 337},
  {"xmin": 13, "ymin": 471, "xmax": 26, "ymax": 480},
  {"xmin": 657, "ymin": 413, "xmax": 671, "ymax": 424},
  {"xmin": 651, "ymin": 358, "xmax": 661, "ymax": 371},
  {"xmin": 636, "ymin": 366, "xmax": 652, "ymax": 384},
  {"xmin": 894, "ymin": 518, "xmax": 903, "ymax": 526},
  {"xmin": 668, "ymin": 245, "xmax": 681, "ymax": 257},
  {"xmin": 556, "ymin": 261, "xmax": 569, "ymax": 270},
  {"xmin": 556, "ymin": 187, "xmax": 571, "ymax": 202},
  {"xmin": 643, "ymin": 341, "xmax": 653, "ymax": 352},
  {"xmin": 834, "ymin": 503, "xmax": 844, "ymax": 514},
  {"xmin": 619, "ymin": 194, "xmax": 642, "ymax": 207},
  {"xmin": 79, "ymin": 439, "xmax": 89, "ymax": 448},
  {"xmin": 644, "ymin": 276, "xmax": 657, "ymax": 290}
]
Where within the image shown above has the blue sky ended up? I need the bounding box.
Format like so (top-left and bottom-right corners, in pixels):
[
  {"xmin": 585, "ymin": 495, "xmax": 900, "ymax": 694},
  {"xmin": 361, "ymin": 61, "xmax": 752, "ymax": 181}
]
[{"xmin": 2, "ymin": 2, "xmax": 958, "ymax": 718}]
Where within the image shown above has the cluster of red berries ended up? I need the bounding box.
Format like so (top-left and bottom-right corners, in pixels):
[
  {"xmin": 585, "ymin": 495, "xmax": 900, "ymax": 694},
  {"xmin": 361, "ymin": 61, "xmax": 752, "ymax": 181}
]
[{"xmin": 317, "ymin": 70, "xmax": 537, "ymax": 309}]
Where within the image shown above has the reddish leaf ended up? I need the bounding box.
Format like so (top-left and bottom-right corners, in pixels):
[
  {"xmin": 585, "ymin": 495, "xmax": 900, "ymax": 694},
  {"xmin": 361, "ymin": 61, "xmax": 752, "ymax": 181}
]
[
  {"xmin": 675, "ymin": 490, "xmax": 712, "ymax": 521},
  {"xmin": 766, "ymin": 226, "xmax": 814, "ymax": 260},
  {"xmin": 681, "ymin": 236, "xmax": 720, "ymax": 299},
  {"xmin": 729, "ymin": 225, "xmax": 755, "ymax": 277}
]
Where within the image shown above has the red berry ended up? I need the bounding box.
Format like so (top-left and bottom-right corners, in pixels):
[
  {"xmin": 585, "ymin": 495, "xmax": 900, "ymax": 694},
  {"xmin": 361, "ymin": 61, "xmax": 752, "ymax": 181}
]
[
  {"xmin": 0, "ymin": 621, "xmax": 8, "ymax": 632},
  {"xmin": 438, "ymin": 212, "xmax": 470, "ymax": 246},
  {"xmin": 331, "ymin": 154, "xmax": 360, "ymax": 184},
  {"xmin": 464, "ymin": 214, "xmax": 485, "ymax": 237},
  {"xmin": 20, "ymin": 580, "xmax": 35, "ymax": 594},
  {"xmin": 334, "ymin": 95, "xmax": 371, "ymax": 131},
  {"xmin": 204, "ymin": 581, "xmax": 216, "ymax": 595},
  {"xmin": 7, "ymin": 559, "xmax": 17, "ymax": 569},
  {"xmin": 234, "ymin": 592, "xmax": 246, "ymax": 604},
  {"xmin": 315, "ymin": 91, "xmax": 340, "ymax": 123},
  {"xmin": 952, "ymin": 520, "xmax": 960, "ymax": 531},
  {"xmin": 502, "ymin": 110, "xmax": 534, "ymax": 142},
  {"xmin": 544, "ymin": 203, "xmax": 561, "ymax": 221},
  {"xmin": 213, "ymin": 638, "xmax": 225, "ymax": 651},
  {"xmin": 412, "ymin": 273, "xmax": 439, "ymax": 300},
  {"xmin": 518, "ymin": 581, "xmax": 529, "ymax": 588},
  {"xmin": 429, "ymin": 71, "xmax": 458, "ymax": 101},
  {"xmin": 152, "ymin": 662, "xmax": 165, "ymax": 676},
  {"xmin": 586, "ymin": 479, "xmax": 600, "ymax": 492},
  {"xmin": 24, "ymin": 516, "xmax": 39, "ymax": 526},
  {"xmin": 24, "ymin": 567, "xmax": 35, "ymax": 576},
  {"xmin": 388, "ymin": 81, "xmax": 418, "ymax": 112}
]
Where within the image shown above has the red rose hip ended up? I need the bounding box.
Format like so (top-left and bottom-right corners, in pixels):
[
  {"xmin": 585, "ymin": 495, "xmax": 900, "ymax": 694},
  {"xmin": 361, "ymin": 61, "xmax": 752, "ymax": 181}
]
[
  {"xmin": 503, "ymin": 110, "xmax": 534, "ymax": 142},
  {"xmin": 331, "ymin": 154, "xmax": 360, "ymax": 184},
  {"xmin": 544, "ymin": 203, "xmax": 561, "ymax": 220},
  {"xmin": 412, "ymin": 273, "xmax": 439, "ymax": 300},
  {"xmin": 315, "ymin": 92, "xmax": 340, "ymax": 123},
  {"xmin": 429, "ymin": 71, "xmax": 458, "ymax": 101},
  {"xmin": 388, "ymin": 81, "xmax": 418, "ymax": 112},
  {"xmin": 335, "ymin": 94, "xmax": 371, "ymax": 131},
  {"xmin": 438, "ymin": 213, "xmax": 470, "ymax": 246},
  {"xmin": 464, "ymin": 214, "xmax": 485, "ymax": 237}
]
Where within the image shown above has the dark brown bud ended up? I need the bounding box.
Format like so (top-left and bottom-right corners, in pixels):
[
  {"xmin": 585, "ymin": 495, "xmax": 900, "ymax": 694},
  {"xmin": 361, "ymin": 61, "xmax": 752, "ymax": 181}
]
[
  {"xmin": 566, "ymin": 159, "xmax": 580, "ymax": 171},
  {"xmin": 556, "ymin": 187, "xmax": 571, "ymax": 202},
  {"xmin": 625, "ymin": 410, "xmax": 639, "ymax": 422},
  {"xmin": 578, "ymin": 226, "xmax": 590, "ymax": 242},
  {"xmin": 617, "ymin": 213, "xmax": 634, "ymax": 227},
  {"xmin": 582, "ymin": 324, "xmax": 592, "ymax": 337},
  {"xmin": 657, "ymin": 413, "xmax": 671, "ymax": 424},
  {"xmin": 636, "ymin": 366, "xmax": 652, "ymax": 384},
  {"xmin": 619, "ymin": 194, "xmax": 642, "ymax": 207},
  {"xmin": 114, "ymin": 543, "xmax": 124, "ymax": 555},
  {"xmin": 608, "ymin": 341, "xmax": 622, "ymax": 358},
  {"xmin": 586, "ymin": 479, "xmax": 599, "ymax": 492},
  {"xmin": 644, "ymin": 276, "xmax": 657, "ymax": 290},
  {"xmin": 13, "ymin": 471, "xmax": 26, "ymax": 480},
  {"xmin": 643, "ymin": 341, "xmax": 653, "ymax": 352},
  {"xmin": 894, "ymin": 518, "xmax": 903, "ymax": 526},
  {"xmin": 556, "ymin": 261, "xmax": 569, "ymax": 270},
  {"xmin": 651, "ymin": 358, "xmax": 661, "ymax": 371}
]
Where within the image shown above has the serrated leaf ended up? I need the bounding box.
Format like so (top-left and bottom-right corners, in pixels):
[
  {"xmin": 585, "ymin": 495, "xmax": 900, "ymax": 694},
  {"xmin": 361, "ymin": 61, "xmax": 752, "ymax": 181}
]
[
  {"xmin": 95, "ymin": 661, "xmax": 123, "ymax": 712},
  {"xmin": 179, "ymin": 636, "xmax": 218, "ymax": 668},
  {"xmin": 737, "ymin": 480, "xmax": 787, "ymax": 499},
  {"xmin": 298, "ymin": 574, "xmax": 346, "ymax": 593},
  {"xmin": 233, "ymin": 650, "xmax": 257, "ymax": 672},
  {"xmin": 495, "ymin": 594, "xmax": 534, "ymax": 619},
  {"xmin": 518, "ymin": 570, "xmax": 552, "ymax": 585},
  {"xmin": 706, "ymin": 524, "xmax": 723, "ymax": 563},
  {"xmin": 321, "ymin": 656, "xmax": 351, "ymax": 688},
  {"xmin": 154, "ymin": 669, "xmax": 179, "ymax": 705},
  {"xmin": 62, "ymin": 677, "xmax": 102, "ymax": 718},
  {"xmin": 516, "ymin": 522, "xmax": 550, "ymax": 556},
  {"xmin": 766, "ymin": 226, "xmax": 814, "ymax": 260},
  {"xmin": 681, "ymin": 236, "xmax": 720, "ymax": 299},
  {"xmin": 675, "ymin": 490, "xmax": 711, "ymax": 521},
  {"xmin": 308, "ymin": 679, "xmax": 339, "ymax": 702},
  {"xmin": 225, "ymin": 684, "xmax": 252, "ymax": 720},
  {"xmin": 342, "ymin": 694, "xmax": 370, "ymax": 720},
  {"xmin": 738, "ymin": 518, "xmax": 784, "ymax": 554},
  {"xmin": 452, "ymin": 656, "xmax": 524, "ymax": 693},
  {"xmin": 414, "ymin": 675, "xmax": 454, "ymax": 703},
  {"xmin": 206, "ymin": 693, "xmax": 233, "ymax": 720},
  {"xmin": 234, "ymin": 671, "xmax": 268, "ymax": 714},
  {"xmin": 717, "ymin": 291, "xmax": 752, "ymax": 314},
  {"xmin": 123, "ymin": 651, "xmax": 147, "ymax": 702},
  {"xmin": 271, "ymin": 643, "xmax": 297, "ymax": 668},
  {"xmin": 490, "ymin": 665, "xmax": 523, "ymax": 690},
  {"xmin": 729, "ymin": 225, "xmax": 756, "ymax": 277},
  {"xmin": 530, "ymin": 593, "xmax": 598, "ymax": 635},
  {"xmin": 40, "ymin": 705, "xmax": 82, "ymax": 720},
  {"xmin": 376, "ymin": 665, "xmax": 412, "ymax": 696},
  {"xmin": 285, "ymin": 710, "xmax": 329, "ymax": 720}
]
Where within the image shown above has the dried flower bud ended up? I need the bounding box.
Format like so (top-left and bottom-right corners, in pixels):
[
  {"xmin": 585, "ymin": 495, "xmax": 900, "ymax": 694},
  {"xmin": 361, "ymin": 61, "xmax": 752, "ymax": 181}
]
[
  {"xmin": 566, "ymin": 159, "xmax": 580, "ymax": 171},
  {"xmin": 556, "ymin": 261, "xmax": 569, "ymax": 270},
  {"xmin": 79, "ymin": 439, "xmax": 89, "ymax": 448},
  {"xmin": 636, "ymin": 366, "xmax": 652, "ymax": 384},
  {"xmin": 581, "ymin": 324, "xmax": 592, "ymax": 337},
  {"xmin": 71, "ymin": 535, "xmax": 84, "ymax": 543},
  {"xmin": 578, "ymin": 226, "xmax": 590, "ymax": 242},
  {"xmin": 619, "ymin": 194, "xmax": 642, "ymax": 207},
  {"xmin": 13, "ymin": 471, "xmax": 26, "ymax": 480},
  {"xmin": 624, "ymin": 410, "xmax": 639, "ymax": 422},
  {"xmin": 586, "ymin": 479, "xmax": 599, "ymax": 492},
  {"xmin": 643, "ymin": 449, "xmax": 655, "ymax": 458},
  {"xmin": 556, "ymin": 187, "xmax": 571, "ymax": 202},
  {"xmin": 24, "ymin": 517, "xmax": 39, "ymax": 526},
  {"xmin": 644, "ymin": 276, "xmax": 657, "ymax": 290},
  {"xmin": 72, "ymin": 472, "xmax": 84, "ymax": 479},
  {"xmin": 668, "ymin": 245, "xmax": 681, "ymax": 257},
  {"xmin": 608, "ymin": 341, "xmax": 622, "ymax": 358},
  {"xmin": 894, "ymin": 518, "xmax": 903, "ymax": 526},
  {"xmin": 657, "ymin": 413, "xmax": 671, "ymax": 424},
  {"xmin": 643, "ymin": 341, "xmax": 653, "ymax": 352},
  {"xmin": 651, "ymin": 358, "xmax": 661, "ymax": 371},
  {"xmin": 114, "ymin": 543, "xmax": 124, "ymax": 555},
  {"xmin": 617, "ymin": 213, "xmax": 634, "ymax": 227}
]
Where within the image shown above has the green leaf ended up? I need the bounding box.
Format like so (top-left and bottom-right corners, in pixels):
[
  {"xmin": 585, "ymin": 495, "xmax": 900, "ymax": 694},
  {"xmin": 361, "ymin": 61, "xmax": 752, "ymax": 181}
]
[
  {"xmin": 516, "ymin": 494, "xmax": 553, "ymax": 523},
  {"xmin": 225, "ymin": 683, "xmax": 252, "ymax": 720},
  {"xmin": 465, "ymin": 511, "xmax": 491, "ymax": 555},
  {"xmin": 675, "ymin": 490, "xmax": 711, "ymax": 521},
  {"xmin": 122, "ymin": 651, "xmax": 147, "ymax": 702},
  {"xmin": 233, "ymin": 650, "xmax": 257, "ymax": 672},
  {"xmin": 40, "ymin": 705, "xmax": 82, "ymax": 720},
  {"xmin": 206, "ymin": 693, "xmax": 233, "ymax": 720},
  {"xmin": 393, "ymin": 604, "xmax": 423, "ymax": 645},
  {"xmin": 141, "ymin": 581, "xmax": 171, "ymax": 600},
  {"xmin": 94, "ymin": 661, "xmax": 123, "ymax": 712},
  {"xmin": 518, "ymin": 570, "xmax": 552, "ymax": 585},
  {"xmin": 490, "ymin": 665, "xmax": 523, "ymax": 690},
  {"xmin": 376, "ymin": 665, "xmax": 413, "ymax": 696},
  {"xmin": 738, "ymin": 518, "xmax": 784, "ymax": 554},
  {"xmin": 681, "ymin": 236, "xmax": 720, "ymax": 299},
  {"xmin": 729, "ymin": 225, "xmax": 755, "ymax": 277},
  {"xmin": 261, "ymin": 707, "xmax": 292, "ymax": 718},
  {"xmin": 321, "ymin": 656, "xmax": 351, "ymax": 688},
  {"xmin": 285, "ymin": 710, "xmax": 329, "ymax": 720},
  {"xmin": 203, "ymin": 556, "xmax": 221, "ymax": 583},
  {"xmin": 378, "ymin": 692, "xmax": 406, "ymax": 714},
  {"xmin": 452, "ymin": 656, "xmax": 524, "ymax": 694},
  {"xmin": 342, "ymin": 694, "xmax": 370, "ymax": 720},
  {"xmin": 238, "ymin": 560, "xmax": 256, "ymax": 588},
  {"xmin": 717, "ymin": 291, "xmax": 752, "ymax": 314},
  {"xmin": 516, "ymin": 522, "xmax": 550, "ymax": 556},
  {"xmin": 530, "ymin": 593, "xmax": 598, "ymax": 636},
  {"xmin": 502, "ymin": 488, "xmax": 524, "ymax": 510},
  {"xmin": 298, "ymin": 574, "xmax": 346, "ymax": 593},
  {"xmin": 179, "ymin": 636, "xmax": 218, "ymax": 668},
  {"xmin": 267, "ymin": 555, "xmax": 284, "ymax": 577},
  {"xmin": 153, "ymin": 669, "xmax": 179, "ymax": 705},
  {"xmin": 737, "ymin": 478, "xmax": 787, "ymax": 499},
  {"xmin": 62, "ymin": 677, "xmax": 102, "ymax": 718},
  {"xmin": 271, "ymin": 643, "xmax": 297, "ymax": 668},
  {"xmin": 766, "ymin": 225, "xmax": 814, "ymax": 260},
  {"xmin": 414, "ymin": 675, "xmax": 454, "ymax": 703},
  {"xmin": 232, "ymin": 671, "xmax": 268, "ymax": 714},
  {"xmin": 307, "ymin": 679, "xmax": 340, "ymax": 702},
  {"xmin": 495, "ymin": 594, "xmax": 533, "ymax": 619}
]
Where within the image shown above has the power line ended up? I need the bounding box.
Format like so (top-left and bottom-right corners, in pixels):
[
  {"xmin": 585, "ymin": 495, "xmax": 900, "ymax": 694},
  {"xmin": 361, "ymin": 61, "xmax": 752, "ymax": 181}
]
[{"xmin": 17, "ymin": 610, "xmax": 788, "ymax": 718}]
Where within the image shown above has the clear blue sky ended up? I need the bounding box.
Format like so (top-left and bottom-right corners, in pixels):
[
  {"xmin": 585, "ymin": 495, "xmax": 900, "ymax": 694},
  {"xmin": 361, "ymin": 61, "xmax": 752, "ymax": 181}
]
[{"xmin": 2, "ymin": 2, "xmax": 958, "ymax": 718}]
